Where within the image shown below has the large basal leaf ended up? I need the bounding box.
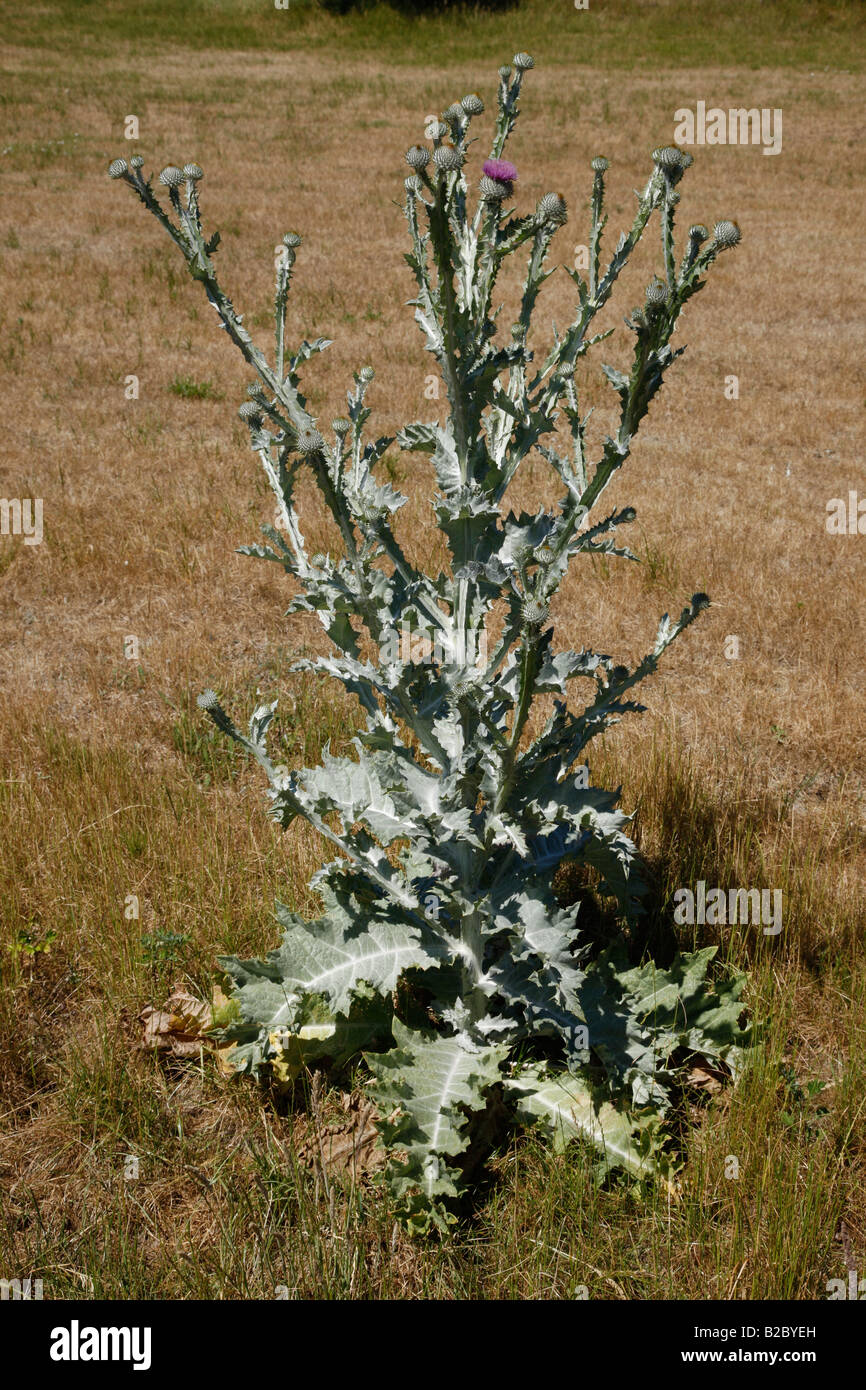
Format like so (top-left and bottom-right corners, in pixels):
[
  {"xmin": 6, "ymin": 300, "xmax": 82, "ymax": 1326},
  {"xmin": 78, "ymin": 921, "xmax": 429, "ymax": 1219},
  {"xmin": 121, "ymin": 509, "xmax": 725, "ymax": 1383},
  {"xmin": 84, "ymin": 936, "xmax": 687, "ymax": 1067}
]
[
  {"xmin": 505, "ymin": 1065, "xmax": 671, "ymax": 1186},
  {"xmin": 365, "ymin": 1021, "xmax": 509, "ymax": 1233}
]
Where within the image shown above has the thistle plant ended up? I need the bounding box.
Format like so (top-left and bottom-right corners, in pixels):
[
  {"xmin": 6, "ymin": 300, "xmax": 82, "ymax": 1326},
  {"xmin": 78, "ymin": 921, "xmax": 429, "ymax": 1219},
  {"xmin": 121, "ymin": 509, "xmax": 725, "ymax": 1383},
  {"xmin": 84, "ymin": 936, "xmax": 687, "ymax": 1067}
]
[{"xmin": 110, "ymin": 57, "xmax": 750, "ymax": 1233}]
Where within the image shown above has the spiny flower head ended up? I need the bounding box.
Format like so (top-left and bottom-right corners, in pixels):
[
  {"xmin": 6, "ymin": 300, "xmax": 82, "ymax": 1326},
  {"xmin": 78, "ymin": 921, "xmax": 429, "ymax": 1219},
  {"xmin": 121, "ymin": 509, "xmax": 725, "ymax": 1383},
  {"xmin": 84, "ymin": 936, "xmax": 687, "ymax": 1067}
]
[
  {"xmin": 461, "ymin": 93, "xmax": 484, "ymax": 115},
  {"xmin": 432, "ymin": 142, "xmax": 464, "ymax": 171},
  {"xmin": 479, "ymin": 176, "xmax": 507, "ymax": 201},
  {"xmin": 713, "ymin": 219, "xmax": 741, "ymax": 249},
  {"xmin": 521, "ymin": 597, "xmax": 549, "ymax": 628},
  {"xmin": 406, "ymin": 144, "xmax": 429, "ymax": 170},
  {"xmin": 130, "ymin": 155, "xmax": 144, "ymax": 169},
  {"xmin": 653, "ymin": 145, "xmax": 689, "ymax": 170},
  {"xmin": 537, "ymin": 192, "xmax": 568, "ymax": 225},
  {"xmin": 513, "ymin": 52, "xmax": 535, "ymax": 71},
  {"xmin": 332, "ymin": 418, "xmax": 351, "ymax": 437},
  {"xmin": 591, "ymin": 156, "xmax": 610, "ymax": 174},
  {"xmin": 182, "ymin": 163, "xmax": 203, "ymax": 181},
  {"xmin": 108, "ymin": 158, "xmax": 128, "ymax": 179},
  {"xmin": 297, "ymin": 427, "xmax": 325, "ymax": 455},
  {"xmin": 645, "ymin": 277, "xmax": 670, "ymax": 307},
  {"xmin": 159, "ymin": 165, "xmax": 184, "ymax": 188},
  {"xmin": 238, "ymin": 401, "xmax": 263, "ymax": 424},
  {"xmin": 688, "ymin": 224, "xmax": 709, "ymax": 243},
  {"xmin": 283, "ymin": 232, "xmax": 302, "ymax": 248}
]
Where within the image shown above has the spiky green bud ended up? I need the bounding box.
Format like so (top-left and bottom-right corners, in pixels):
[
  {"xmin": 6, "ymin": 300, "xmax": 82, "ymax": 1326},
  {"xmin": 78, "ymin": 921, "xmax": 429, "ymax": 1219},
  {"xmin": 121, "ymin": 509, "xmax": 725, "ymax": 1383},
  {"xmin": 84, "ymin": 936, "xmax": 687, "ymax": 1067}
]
[
  {"xmin": 461, "ymin": 94, "xmax": 484, "ymax": 115},
  {"xmin": 406, "ymin": 145, "xmax": 430, "ymax": 170},
  {"xmin": 159, "ymin": 166, "xmax": 184, "ymax": 188},
  {"xmin": 182, "ymin": 163, "xmax": 203, "ymax": 181},
  {"xmin": 108, "ymin": 158, "xmax": 128, "ymax": 179},
  {"xmin": 513, "ymin": 52, "xmax": 534, "ymax": 71}
]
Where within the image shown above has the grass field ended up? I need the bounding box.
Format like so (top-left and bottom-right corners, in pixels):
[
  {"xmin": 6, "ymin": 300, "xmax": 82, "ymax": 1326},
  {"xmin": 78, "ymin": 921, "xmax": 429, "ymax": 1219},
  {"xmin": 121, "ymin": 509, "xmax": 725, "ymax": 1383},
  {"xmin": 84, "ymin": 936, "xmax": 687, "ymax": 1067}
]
[{"xmin": 1, "ymin": 0, "xmax": 864, "ymax": 1299}]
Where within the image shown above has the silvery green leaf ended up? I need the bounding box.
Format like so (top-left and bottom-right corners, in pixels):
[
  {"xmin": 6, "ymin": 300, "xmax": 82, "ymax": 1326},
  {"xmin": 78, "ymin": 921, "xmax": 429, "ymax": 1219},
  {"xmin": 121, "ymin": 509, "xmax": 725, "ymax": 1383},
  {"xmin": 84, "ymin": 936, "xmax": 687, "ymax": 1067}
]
[
  {"xmin": 506, "ymin": 1066, "xmax": 668, "ymax": 1183},
  {"xmin": 262, "ymin": 903, "xmax": 443, "ymax": 1017},
  {"xmin": 366, "ymin": 1021, "xmax": 509, "ymax": 1233}
]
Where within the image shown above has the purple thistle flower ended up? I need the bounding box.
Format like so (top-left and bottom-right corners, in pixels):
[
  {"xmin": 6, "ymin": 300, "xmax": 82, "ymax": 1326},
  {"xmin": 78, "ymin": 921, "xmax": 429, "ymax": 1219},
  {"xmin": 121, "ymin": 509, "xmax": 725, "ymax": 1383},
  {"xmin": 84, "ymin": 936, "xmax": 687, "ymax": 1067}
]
[{"xmin": 483, "ymin": 158, "xmax": 518, "ymax": 185}]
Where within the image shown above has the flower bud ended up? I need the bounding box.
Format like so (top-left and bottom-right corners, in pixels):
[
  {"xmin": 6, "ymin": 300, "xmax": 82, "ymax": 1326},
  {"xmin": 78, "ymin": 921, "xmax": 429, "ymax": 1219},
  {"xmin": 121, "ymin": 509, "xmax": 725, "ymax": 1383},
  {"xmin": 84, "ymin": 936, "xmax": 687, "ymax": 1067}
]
[
  {"xmin": 513, "ymin": 52, "xmax": 535, "ymax": 70},
  {"xmin": 537, "ymin": 192, "xmax": 568, "ymax": 225},
  {"xmin": 359, "ymin": 366, "xmax": 374, "ymax": 383},
  {"xmin": 521, "ymin": 597, "xmax": 549, "ymax": 628},
  {"xmin": 432, "ymin": 142, "xmax": 464, "ymax": 171},
  {"xmin": 591, "ymin": 156, "xmax": 609, "ymax": 174},
  {"xmin": 108, "ymin": 158, "xmax": 128, "ymax": 178},
  {"xmin": 645, "ymin": 277, "xmax": 669, "ymax": 307},
  {"xmin": 406, "ymin": 144, "xmax": 430, "ymax": 170},
  {"xmin": 130, "ymin": 155, "xmax": 144, "ymax": 169},
  {"xmin": 688, "ymin": 224, "xmax": 709, "ymax": 244},
  {"xmin": 159, "ymin": 165, "xmax": 184, "ymax": 187},
  {"xmin": 404, "ymin": 175, "xmax": 424, "ymax": 196},
  {"xmin": 182, "ymin": 163, "xmax": 203, "ymax": 181},
  {"xmin": 712, "ymin": 219, "xmax": 741, "ymax": 249},
  {"xmin": 238, "ymin": 401, "xmax": 263, "ymax": 425},
  {"xmin": 427, "ymin": 121, "xmax": 448, "ymax": 141},
  {"xmin": 283, "ymin": 232, "xmax": 302, "ymax": 248},
  {"xmin": 443, "ymin": 103, "xmax": 464, "ymax": 121},
  {"xmin": 498, "ymin": 65, "xmax": 511, "ymax": 79},
  {"xmin": 461, "ymin": 94, "xmax": 484, "ymax": 115},
  {"xmin": 297, "ymin": 427, "xmax": 325, "ymax": 455},
  {"xmin": 332, "ymin": 418, "xmax": 351, "ymax": 436}
]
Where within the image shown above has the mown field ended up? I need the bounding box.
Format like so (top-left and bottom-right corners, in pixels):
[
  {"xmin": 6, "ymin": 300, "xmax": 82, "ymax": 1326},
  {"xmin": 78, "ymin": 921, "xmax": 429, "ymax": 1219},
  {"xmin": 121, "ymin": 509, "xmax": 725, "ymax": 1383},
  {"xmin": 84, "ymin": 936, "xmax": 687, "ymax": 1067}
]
[{"xmin": 0, "ymin": 0, "xmax": 864, "ymax": 1298}]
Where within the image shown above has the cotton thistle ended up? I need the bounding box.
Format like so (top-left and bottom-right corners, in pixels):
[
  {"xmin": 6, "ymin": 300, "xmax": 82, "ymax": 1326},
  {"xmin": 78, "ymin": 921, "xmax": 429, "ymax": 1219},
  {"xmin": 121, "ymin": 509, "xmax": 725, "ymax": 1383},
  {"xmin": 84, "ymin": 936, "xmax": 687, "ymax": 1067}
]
[
  {"xmin": 111, "ymin": 54, "xmax": 749, "ymax": 1238},
  {"xmin": 108, "ymin": 158, "xmax": 128, "ymax": 179},
  {"xmin": 159, "ymin": 165, "xmax": 184, "ymax": 187}
]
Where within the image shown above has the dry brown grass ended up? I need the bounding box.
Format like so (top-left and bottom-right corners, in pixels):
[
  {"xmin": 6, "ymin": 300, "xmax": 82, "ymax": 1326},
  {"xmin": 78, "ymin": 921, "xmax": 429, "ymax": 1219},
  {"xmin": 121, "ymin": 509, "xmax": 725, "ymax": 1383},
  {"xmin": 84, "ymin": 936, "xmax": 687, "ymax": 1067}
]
[{"xmin": 0, "ymin": 2, "xmax": 864, "ymax": 1299}]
